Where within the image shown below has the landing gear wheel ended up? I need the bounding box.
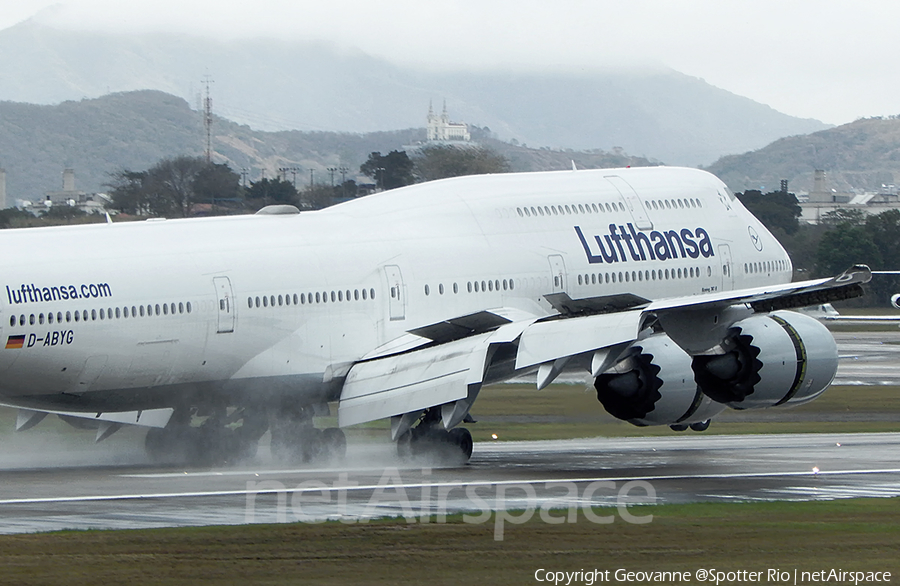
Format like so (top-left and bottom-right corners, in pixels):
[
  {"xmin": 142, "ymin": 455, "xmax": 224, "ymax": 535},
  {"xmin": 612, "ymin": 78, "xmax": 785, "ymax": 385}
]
[
  {"xmin": 322, "ymin": 427, "xmax": 347, "ymax": 460},
  {"xmin": 396, "ymin": 426, "xmax": 473, "ymax": 464},
  {"xmin": 690, "ymin": 419, "xmax": 711, "ymax": 432},
  {"xmin": 669, "ymin": 424, "xmax": 689, "ymax": 432},
  {"xmin": 448, "ymin": 427, "xmax": 473, "ymax": 461},
  {"xmin": 298, "ymin": 427, "xmax": 324, "ymax": 462},
  {"xmin": 145, "ymin": 427, "xmax": 169, "ymax": 461}
]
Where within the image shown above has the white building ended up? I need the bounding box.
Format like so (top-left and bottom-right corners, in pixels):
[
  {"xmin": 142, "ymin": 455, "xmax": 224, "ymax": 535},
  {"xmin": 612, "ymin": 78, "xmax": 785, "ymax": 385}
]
[{"xmin": 426, "ymin": 101, "xmax": 470, "ymax": 143}]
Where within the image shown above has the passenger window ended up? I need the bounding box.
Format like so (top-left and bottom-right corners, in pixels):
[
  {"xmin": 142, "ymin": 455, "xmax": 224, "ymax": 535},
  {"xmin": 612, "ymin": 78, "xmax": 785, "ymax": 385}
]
[
  {"xmin": 74, "ymin": 311, "xmax": 80, "ymax": 322},
  {"xmin": 187, "ymin": 302, "xmax": 192, "ymax": 313},
  {"xmin": 163, "ymin": 304, "xmax": 169, "ymax": 315},
  {"xmin": 66, "ymin": 311, "xmax": 72, "ymax": 323},
  {"xmin": 279, "ymin": 295, "xmax": 284, "ymax": 306}
]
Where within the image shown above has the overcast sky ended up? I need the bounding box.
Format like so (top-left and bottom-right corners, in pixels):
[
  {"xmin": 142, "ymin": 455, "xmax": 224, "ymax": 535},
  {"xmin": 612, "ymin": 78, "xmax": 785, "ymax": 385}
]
[{"xmin": 1, "ymin": 0, "xmax": 896, "ymax": 125}]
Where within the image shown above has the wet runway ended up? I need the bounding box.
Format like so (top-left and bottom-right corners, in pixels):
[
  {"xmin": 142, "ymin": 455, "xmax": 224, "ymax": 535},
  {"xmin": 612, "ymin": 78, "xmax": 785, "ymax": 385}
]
[
  {"xmin": 0, "ymin": 433, "xmax": 898, "ymax": 534},
  {"xmin": 0, "ymin": 330, "xmax": 898, "ymax": 535},
  {"xmin": 833, "ymin": 330, "xmax": 900, "ymax": 385}
]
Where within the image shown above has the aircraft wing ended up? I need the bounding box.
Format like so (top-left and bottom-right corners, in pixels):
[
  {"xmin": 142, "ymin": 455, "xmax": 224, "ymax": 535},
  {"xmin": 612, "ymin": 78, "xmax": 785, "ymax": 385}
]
[{"xmin": 339, "ymin": 266, "xmax": 871, "ymax": 428}]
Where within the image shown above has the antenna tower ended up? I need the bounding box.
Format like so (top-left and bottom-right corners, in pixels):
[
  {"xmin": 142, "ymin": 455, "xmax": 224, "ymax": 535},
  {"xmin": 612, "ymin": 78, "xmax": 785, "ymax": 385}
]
[{"xmin": 202, "ymin": 75, "xmax": 214, "ymax": 162}]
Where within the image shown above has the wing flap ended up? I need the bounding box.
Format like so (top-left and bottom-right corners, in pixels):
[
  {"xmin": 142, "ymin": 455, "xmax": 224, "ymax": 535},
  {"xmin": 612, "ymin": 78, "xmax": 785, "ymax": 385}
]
[
  {"xmin": 339, "ymin": 335, "xmax": 490, "ymax": 427},
  {"xmin": 515, "ymin": 309, "xmax": 645, "ymax": 370}
]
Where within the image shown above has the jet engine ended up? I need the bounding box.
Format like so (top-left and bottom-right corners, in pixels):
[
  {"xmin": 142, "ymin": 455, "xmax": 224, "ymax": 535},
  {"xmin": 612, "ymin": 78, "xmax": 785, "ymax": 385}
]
[
  {"xmin": 594, "ymin": 334, "xmax": 725, "ymax": 427},
  {"xmin": 691, "ymin": 310, "xmax": 837, "ymax": 410},
  {"xmin": 891, "ymin": 293, "xmax": 900, "ymax": 310}
]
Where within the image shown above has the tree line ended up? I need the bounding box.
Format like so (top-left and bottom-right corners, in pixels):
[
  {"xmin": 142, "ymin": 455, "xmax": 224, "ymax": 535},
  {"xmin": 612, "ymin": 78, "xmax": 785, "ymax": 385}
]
[
  {"xmin": 102, "ymin": 145, "xmax": 510, "ymax": 218},
  {"xmin": 737, "ymin": 189, "xmax": 900, "ymax": 306}
]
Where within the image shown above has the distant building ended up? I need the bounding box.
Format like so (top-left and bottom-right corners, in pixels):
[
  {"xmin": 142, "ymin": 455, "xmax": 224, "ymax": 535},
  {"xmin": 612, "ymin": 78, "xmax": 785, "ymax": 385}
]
[
  {"xmin": 23, "ymin": 168, "xmax": 110, "ymax": 215},
  {"xmin": 807, "ymin": 169, "xmax": 852, "ymax": 204},
  {"xmin": 44, "ymin": 168, "xmax": 87, "ymax": 205},
  {"xmin": 426, "ymin": 101, "xmax": 470, "ymax": 143}
]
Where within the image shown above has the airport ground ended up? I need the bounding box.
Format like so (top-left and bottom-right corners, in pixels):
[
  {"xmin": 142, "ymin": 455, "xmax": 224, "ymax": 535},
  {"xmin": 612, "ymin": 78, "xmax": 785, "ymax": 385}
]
[{"xmin": 0, "ymin": 330, "xmax": 898, "ymax": 584}]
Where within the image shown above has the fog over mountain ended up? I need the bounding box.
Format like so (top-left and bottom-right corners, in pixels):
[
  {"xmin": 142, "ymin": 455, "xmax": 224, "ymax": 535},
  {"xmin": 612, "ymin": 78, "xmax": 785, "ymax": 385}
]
[
  {"xmin": 706, "ymin": 116, "xmax": 900, "ymax": 194},
  {"xmin": 0, "ymin": 90, "xmax": 656, "ymax": 202},
  {"xmin": 0, "ymin": 20, "xmax": 828, "ymax": 167}
]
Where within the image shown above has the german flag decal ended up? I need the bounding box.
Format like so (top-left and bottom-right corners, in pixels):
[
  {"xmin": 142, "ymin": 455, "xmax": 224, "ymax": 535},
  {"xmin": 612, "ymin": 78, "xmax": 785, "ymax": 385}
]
[{"xmin": 5, "ymin": 335, "xmax": 25, "ymax": 349}]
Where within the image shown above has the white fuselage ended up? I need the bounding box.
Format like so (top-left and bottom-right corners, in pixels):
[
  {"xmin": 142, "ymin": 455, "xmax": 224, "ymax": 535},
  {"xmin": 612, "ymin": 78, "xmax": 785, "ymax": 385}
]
[{"xmin": 0, "ymin": 167, "xmax": 791, "ymax": 413}]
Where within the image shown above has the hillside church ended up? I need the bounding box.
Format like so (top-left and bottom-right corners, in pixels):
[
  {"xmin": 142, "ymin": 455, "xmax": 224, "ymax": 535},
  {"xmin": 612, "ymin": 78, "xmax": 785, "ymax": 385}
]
[{"xmin": 426, "ymin": 101, "xmax": 470, "ymax": 142}]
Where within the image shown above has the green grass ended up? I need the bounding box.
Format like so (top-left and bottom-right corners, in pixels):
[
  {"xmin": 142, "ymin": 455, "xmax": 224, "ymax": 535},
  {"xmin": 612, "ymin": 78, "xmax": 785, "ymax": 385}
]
[
  {"xmin": 0, "ymin": 499, "xmax": 897, "ymax": 585},
  {"xmin": 445, "ymin": 383, "xmax": 900, "ymax": 442}
]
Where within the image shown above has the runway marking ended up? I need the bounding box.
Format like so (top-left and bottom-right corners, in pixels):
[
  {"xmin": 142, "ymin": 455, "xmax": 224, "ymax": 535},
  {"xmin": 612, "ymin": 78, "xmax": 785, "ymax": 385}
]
[
  {"xmin": 2, "ymin": 468, "xmax": 899, "ymax": 506},
  {"xmin": 119, "ymin": 465, "xmax": 404, "ymax": 479}
]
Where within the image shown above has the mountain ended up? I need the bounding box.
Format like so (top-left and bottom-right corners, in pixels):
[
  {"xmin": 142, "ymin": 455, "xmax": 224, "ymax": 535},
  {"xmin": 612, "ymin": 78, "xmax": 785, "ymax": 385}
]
[
  {"xmin": 705, "ymin": 116, "xmax": 900, "ymax": 194},
  {"xmin": 0, "ymin": 90, "xmax": 654, "ymax": 202},
  {"xmin": 0, "ymin": 20, "xmax": 829, "ymax": 167}
]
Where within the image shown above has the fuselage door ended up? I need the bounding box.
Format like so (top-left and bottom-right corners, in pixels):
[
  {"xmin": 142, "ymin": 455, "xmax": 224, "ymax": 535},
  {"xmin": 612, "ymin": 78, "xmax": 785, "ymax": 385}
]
[
  {"xmin": 548, "ymin": 255, "xmax": 567, "ymax": 293},
  {"xmin": 213, "ymin": 276, "xmax": 235, "ymax": 333},
  {"xmin": 718, "ymin": 244, "xmax": 735, "ymax": 291},
  {"xmin": 384, "ymin": 265, "xmax": 406, "ymax": 321},
  {"xmin": 605, "ymin": 175, "xmax": 653, "ymax": 230}
]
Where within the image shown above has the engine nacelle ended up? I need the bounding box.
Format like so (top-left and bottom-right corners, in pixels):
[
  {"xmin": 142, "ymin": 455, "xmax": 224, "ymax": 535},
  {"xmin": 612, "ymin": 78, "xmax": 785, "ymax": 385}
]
[
  {"xmin": 594, "ymin": 334, "xmax": 725, "ymax": 427},
  {"xmin": 692, "ymin": 310, "xmax": 838, "ymax": 410},
  {"xmin": 891, "ymin": 293, "xmax": 900, "ymax": 309}
]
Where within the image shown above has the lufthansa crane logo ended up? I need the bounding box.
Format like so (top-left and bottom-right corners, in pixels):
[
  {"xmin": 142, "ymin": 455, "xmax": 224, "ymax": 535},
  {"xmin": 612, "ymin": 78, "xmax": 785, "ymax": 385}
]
[{"xmin": 748, "ymin": 226, "xmax": 763, "ymax": 251}]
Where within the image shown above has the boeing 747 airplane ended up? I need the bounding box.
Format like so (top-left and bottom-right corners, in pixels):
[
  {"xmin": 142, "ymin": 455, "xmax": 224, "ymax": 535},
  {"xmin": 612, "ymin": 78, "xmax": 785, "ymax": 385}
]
[{"xmin": 0, "ymin": 166, "xmax": 870, "ymax": 464}]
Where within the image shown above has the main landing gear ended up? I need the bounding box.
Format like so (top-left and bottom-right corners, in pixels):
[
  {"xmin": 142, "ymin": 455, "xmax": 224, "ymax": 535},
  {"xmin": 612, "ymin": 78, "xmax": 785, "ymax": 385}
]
[
  {"xmin": 144, "ymin": 403, "xmax": 347, "ymax": 466},
  {"xmin": 269, "ymin": 405, "xmax": 346, "ymax": 464},
  {"xmin": 669, "ymin": 419, "xmax": 712, "ymax": 432},
  {"xmin": 145, "ymin": 406, "xmax": 268, "ymax": 465},
  {"xmin": 395, "ymin": 408, "xmax": 474, "ymax": 465}
]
